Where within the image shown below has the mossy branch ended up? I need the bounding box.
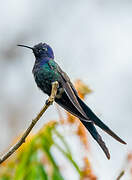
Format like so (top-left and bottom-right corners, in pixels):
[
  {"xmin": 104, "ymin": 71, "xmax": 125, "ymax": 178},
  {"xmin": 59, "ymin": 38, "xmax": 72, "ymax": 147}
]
[{"xmin": 0, "ymin": 81, "xmax": 59, "ymax": 164}]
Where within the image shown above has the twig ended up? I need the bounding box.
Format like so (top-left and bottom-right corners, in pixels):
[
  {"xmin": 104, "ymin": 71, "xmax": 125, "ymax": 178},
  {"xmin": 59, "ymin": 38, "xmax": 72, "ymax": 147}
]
[
  {"xmin": 0, "ymin": 81, "xmax": 59, "ymax": 164},
  {"xmin": 116, "ymin": 170, "xmax": 125, "ymax": 180}
]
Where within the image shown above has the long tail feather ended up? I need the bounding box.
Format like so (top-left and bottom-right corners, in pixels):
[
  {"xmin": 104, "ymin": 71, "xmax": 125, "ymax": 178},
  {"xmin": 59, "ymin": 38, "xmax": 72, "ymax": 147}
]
[
  {"xmin": 77, "ymin": 97, "xmax": 126, "ymax": 144},
  {"xmin": 82, "ymin": 121, "xmax": 110, "ymax": 159}
]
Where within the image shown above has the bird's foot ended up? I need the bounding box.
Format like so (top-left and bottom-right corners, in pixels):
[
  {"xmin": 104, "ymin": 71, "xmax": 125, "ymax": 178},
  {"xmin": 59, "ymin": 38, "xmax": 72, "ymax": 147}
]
[
  {"xmin": 45, "ymin": 81, "xmax": 59, "ymax": 106},
  {"xmin": 46, "ymin": 96, "xmax": 55, "ymax": 105}
]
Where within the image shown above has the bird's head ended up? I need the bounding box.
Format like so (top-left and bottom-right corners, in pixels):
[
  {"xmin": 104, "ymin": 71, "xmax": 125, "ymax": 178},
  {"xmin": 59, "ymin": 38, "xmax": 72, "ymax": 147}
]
[{"xmin": 18, "ymin": 42, "xmax": 54, "ymax": 59}]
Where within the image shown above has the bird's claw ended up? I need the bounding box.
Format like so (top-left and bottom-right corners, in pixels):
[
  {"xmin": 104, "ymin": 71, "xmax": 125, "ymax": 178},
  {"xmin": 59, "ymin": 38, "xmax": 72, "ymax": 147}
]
[{"xmin": 46, "ymin": 96, "xmax": 54, "ymax": 105}]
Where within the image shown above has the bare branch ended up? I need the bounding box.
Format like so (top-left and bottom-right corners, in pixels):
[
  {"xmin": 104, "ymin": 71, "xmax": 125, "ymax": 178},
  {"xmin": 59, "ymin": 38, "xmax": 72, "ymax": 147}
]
[
  {"xmin": 116, "ymin": 170, "xmax": 125, "ymax": 180},
  {"xmin": 0, "ymin": 81, "xmax": 59, "ymax": 164}
]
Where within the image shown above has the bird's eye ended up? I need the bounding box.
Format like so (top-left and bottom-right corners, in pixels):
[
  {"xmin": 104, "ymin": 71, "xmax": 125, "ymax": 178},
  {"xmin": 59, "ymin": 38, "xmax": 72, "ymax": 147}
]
[{"xmin": 42, "ymin": 47, "xmax": 47, "ymax": 51}]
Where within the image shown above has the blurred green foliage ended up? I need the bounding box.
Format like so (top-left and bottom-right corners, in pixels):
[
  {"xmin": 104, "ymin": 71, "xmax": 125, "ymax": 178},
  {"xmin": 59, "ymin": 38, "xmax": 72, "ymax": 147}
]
[{"xmin": 0, "ymin": 121, "xmax": 81, "ymax": 180}]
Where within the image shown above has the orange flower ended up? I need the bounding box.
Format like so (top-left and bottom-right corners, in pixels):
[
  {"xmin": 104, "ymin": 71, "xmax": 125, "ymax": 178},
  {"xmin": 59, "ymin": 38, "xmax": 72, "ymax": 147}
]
[
  {"xmin": 77, "ymin": 122, "xmax": 89, "ymax": 150},
  {"xmin": 67, "ymin": 112, "xmax": 77, "ymax": 124},
  {"xmin": 127, "ymin": 152, "xmax": 132, "ymax": 162},
  {"xmin": 81, "ymin": 157, "xmax": 97, "ymax": 180},
  {"xmin": 74, "ymin": 79, "xmax": 92, "ymax": 99}
]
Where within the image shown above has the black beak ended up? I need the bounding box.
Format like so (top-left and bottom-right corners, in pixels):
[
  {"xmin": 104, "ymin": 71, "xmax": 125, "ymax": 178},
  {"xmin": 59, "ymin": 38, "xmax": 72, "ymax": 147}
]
[{"xmin": 17, "ymin": 44, "xmax": 34, "ymax": 50}]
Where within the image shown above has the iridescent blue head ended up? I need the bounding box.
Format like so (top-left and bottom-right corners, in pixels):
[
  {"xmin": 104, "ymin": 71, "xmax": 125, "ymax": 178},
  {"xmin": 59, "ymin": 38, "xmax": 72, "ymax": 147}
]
[{"xmin": 18, "ymin": 42, "xmax": 54, "ymax": 59}]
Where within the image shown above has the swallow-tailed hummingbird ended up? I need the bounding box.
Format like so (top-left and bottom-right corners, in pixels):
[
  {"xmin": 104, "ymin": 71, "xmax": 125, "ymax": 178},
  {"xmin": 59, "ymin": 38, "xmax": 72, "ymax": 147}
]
[{"xmin": 18, "ymin": 42, "xmax": 126, "ymax": 159}]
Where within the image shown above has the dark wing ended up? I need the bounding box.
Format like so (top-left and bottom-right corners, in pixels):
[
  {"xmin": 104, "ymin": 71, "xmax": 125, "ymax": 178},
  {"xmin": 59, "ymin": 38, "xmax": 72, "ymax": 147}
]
[
  {"xmin": 56, "ymin": 63, "xmax": 90, "ymax": 121},
  {"xmin": 48, "ymin": 61, "xmax": 126, "ymax": 159}
]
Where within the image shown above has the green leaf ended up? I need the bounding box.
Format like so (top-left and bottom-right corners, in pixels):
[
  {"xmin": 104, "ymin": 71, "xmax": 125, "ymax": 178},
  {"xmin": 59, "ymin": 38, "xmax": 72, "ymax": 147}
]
[
  {"xmin": 0, "ymin": 176, "xmax": 11, "ymax": 180},
  {"xmin": 53, "ymin": 129, "xmax": 71, "ymax": 155},
  {"xmin": 54, "ymin": 143, "xmax": 81, "ymax": 176},
  {"xmin": 14, "ymin": 140, "xmax": 36, "ymax": 180},
  {"xmin": 37, "ymin": 164, "xmax": 48, "ymax": 180},
  {"xmin": 52, "ymin": 169, "xmax": 64, "ymax": 180},
  {"xmin": 41, "ymin": 143, "xmax": 64, "ymax": 180}
]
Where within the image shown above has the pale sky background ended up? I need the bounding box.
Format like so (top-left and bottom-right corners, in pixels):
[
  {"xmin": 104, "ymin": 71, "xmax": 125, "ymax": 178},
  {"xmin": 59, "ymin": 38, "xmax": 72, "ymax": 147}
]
[{"xmin": 0, "ymin": 0, "xmax": 132, "ymax": 179}]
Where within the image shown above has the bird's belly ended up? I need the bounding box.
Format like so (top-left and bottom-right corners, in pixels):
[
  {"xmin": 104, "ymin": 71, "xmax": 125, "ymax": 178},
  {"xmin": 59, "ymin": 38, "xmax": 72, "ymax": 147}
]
[{"xmin": 35, "ymin": 75, "xmax": 52, "ymax": 95}]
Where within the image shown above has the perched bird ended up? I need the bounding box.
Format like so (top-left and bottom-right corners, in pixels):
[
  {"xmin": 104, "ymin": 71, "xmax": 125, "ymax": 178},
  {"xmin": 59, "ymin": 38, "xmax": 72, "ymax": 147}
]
[{"xmin": 18, "ymin": 42, "xmax": 126, "ymax": 159}]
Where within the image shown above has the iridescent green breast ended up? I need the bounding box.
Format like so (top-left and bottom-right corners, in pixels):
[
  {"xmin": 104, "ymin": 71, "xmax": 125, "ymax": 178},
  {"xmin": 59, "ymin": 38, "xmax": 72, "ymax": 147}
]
[{"xmin": 33, "ymin": 60, "xmax": 60, "ymax": 95}]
